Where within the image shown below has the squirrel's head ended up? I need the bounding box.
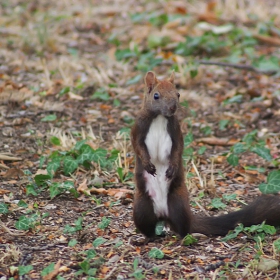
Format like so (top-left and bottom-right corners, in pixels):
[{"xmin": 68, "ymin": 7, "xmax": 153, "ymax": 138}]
[{"xmin": 144, "ymin": 71, "xmax": 180, "ymax": 117}]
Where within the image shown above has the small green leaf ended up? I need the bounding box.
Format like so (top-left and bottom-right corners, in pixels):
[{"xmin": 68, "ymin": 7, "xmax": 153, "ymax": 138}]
[
  {"xmin": 74, "ymin": 217, "xmax": 83, "ymax": 230},
  {"xmin": 59, "ymin": 86, "xmax": 70, "ymax": 96},
  {"xmin": 41, "ymin": 114, "xmax": 57, "ymax": 122},
  {"xmin": 190, "ymin": 69, "xmax": 198, "ymax": 78},
  {"xmin": 180, "ymin": 100, "xmax": 188, "ymax": 108},
  {"xmin": 49, "ymin": 183, "xmax": 62, "ymax": 199},
  {"xmin": 117, "ymin": 167, "xmax": 124, "ymax": 182},
  {"xmin": 17, "ymin": 200, "xmax": 28, "ymax": 208},
  {"xmin": 26, "ymin": 184, "xmax": 38, "ymax": 196},
  {"xmin": 126, "ymin": 74, "xmax": 142, "ymax": 85},
  {"xmin": 232, "ymin": 143, "xmax": 247, "ymax": 154},
  {"xmin": 115, "ymin": 48, "xmax": 136, "ymax": 61},
  {"xmin": 254, "ymin": 56, "xmax": 279, "ymax": 72},
  {"xmin": 221, "ymin": 224, "xmax": 244, "ymax": 242},
  {"xmin": 0, "ymin": 203, "xmax": 9, "ymax": 214},
  {"xmin": 41, "ymin": 263, "xmax": 55, "ymax": 276},
  {"xmin": 227, "ymin": 154, "xmax": 239, "ymax": 166},
  {"xmin": 250, "ymin": 146, "xmax": 272, "ymax": 161},
  {"xmin": 182, "ymin": 234, "xmax": 198, "ymax": 246},
  {"xmin": 183, "ymin": 147, "xmax": 194, "ymax": 158},
  {"xmin": 47, "ymin": 157, "xmax": 61, "ymax": 176},
  {"xmin": 113, "ymin": 99, "xmax": 121, "ymax": 106},
  {"xmin": 19, "ymin": 265, "xmax": 33, "ymax": 276},
  {"xmin": 98, "ymin": 217, "xmax": 111, "ymax": 229},
  {"xmin": 210, "ymin": 198, "xmax": 226, "ymax": 209},
  {"xmin": 155, "ymin": 221, "xmax": 165, "ymax": 236},
  {"xmin": 223, "ymin": 95, "xmax": 243, "ymax": 105},
  {"xmin": 77, "ymin": 144, "xmax": 95, "ymax": 163},
  {"xmin": 15, "ymin": 216, "xmax": 31, "ymax": 230},
  {"xmin": 63, "ymin": 156, "xmax": 78, "ymax": 175},
  {"xmin": 148, "ymin": 248, "xmax": 164, "ymax": 259},
  {"xmin": 201, "ymin": 126, "xmax": 212, "ymax": 136},
  {"xmin": 198, "ymin": 146, "xmax": 206, "ymax": 155},
  {"xmin": 259, "ymin": 170, "xmax": 280, "ymax": 194},
  {"xmin": 34, "ymin": 174, "xmax": 51, "ymax": 186},
  {"xmin": 242, "ymin": 130, "xmax": 257, "ymax": 145},
  {"xmin": 39, "ymin": 156, "xmax": 46, "ymax": 168},
  {"xmin": 91, "ymin": 88, "xmax": 110, "ymax": 101},
  {"xmin": 263, "ymin": 225, "xmax": 276, "ymax": 235},
  {"xmin": 63, "ymin": 224, "xmax": 77, "ymax": 234},
  {"xmin": 80, "ymin": 260, "xmax": 90, "ymax": 273},
  {"xmin": 74, "ymin": 139, "xmax": 87, "ymax": 150},
  {"xmin": 86, "ymin": 249, "xmax": 97, "ymax": 259},
  {"xmin": 68, "ymin": 239, "xmax": 78, "ymax": 247},
  {"xmin": 93, "ymin": 237, "xmax": 106, "ymax": 247},
  {"xmin": 184, "ymin": 132, "xmax": 193, "ymax": 146},
  {"xmin": 222, "ymin": 194, "xmax": 237, "ymax": 201},
  {"xmin": 273, "ymin": 239, "xmax": 280, "ymax": 253},
  {"xmin": 50, "ymin": 136, "xmax": 61, "ymax": 146},
  {"xmin": 244, "ymin": 166, "xmax": 266, "ymax": 173}
]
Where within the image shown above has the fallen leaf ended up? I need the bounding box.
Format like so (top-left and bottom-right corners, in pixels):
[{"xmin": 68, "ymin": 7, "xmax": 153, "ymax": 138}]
[
  {"xmin": 42, "ymin": 259, "xmax": 62, "ymax": 280},
  {"xmin": 0, "ymin": 188, "xmax": 11, "ymax": 194},
  {"xmin": 197, "ymin": 137, "xmax": 239, "ymax": 146},
  {"xmin": 257, "ymin": 257, "xmax": 279, "ymax": 272},
  {"xmin": 2, "ymin": 168, "xmax": 25, "ymax": 178},
  {"xmin": 77, "ymin": 179, "xmax": 90, "ymax": 195}
]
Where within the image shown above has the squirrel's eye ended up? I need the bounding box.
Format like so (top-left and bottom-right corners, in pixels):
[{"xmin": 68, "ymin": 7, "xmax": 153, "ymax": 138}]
[
  {"xmin": 177, "ymin": 93, "xmax": 180, "ymax": 98},
  {"xmin": 154, "ymin": 92, "xmax": 160, "ymax": 100}
]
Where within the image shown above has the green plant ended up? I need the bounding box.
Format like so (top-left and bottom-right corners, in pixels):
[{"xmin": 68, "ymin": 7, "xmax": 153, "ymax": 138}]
[
  {"xmin": 148, "ymin": 248, "xmax": 164, "ymax": 259},
  {"xmin": 18, "ymin": 265, "xmax": 33, "ymax": 276},
  {"xmin": 129, "ymin": 258, "xmax": 145, "ymax": 280},
  {"xmin": 227, "ymin": 130, "xmax": 272, "ymax": 167},
  {"xmin": 64, "ymin": 217, "xmax": 83, "ymax": 234},
  {"xmin": 222, "ymin": 222, "xmax": 276, "ymax": 242},
  {"xmin": 182, "ymin": 234, "xmax": 198, "ymax": 246}
]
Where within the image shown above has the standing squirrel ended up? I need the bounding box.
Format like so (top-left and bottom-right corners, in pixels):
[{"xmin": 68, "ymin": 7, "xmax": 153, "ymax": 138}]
[{"xmin": 131, "ymin": 71, "xmax": 280, "ymax": 238}]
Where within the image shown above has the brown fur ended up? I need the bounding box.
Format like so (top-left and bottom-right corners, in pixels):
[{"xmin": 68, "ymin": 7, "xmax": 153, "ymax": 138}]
[{"xmin": 131, "ymin": 71, "xmax": 280, "ymax": 238}]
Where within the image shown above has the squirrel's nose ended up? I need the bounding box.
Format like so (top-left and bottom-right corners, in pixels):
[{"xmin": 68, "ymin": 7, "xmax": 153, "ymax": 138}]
[{"xmin": 169, "ymin": 105, "xmax": 176, "ymax": 112}]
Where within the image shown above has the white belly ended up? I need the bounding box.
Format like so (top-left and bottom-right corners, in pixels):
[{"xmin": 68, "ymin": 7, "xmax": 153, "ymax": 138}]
[{"xmin": 144, "ymin": 115, "xmax": 172, "ymax": 217}]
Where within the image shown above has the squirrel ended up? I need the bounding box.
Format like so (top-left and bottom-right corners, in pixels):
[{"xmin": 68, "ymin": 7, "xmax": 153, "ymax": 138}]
[{"xmin": 131, "ymin": 71, "xmax": 280, "ymax": 238}]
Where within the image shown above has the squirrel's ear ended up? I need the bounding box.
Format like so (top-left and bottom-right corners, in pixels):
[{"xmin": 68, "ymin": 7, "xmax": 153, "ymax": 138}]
[
  {"xmin": 145, "ymin": 71, "xmax": 158, "ymax": 93},
  {"xmin": 168, "ymin": 70, "xmax": 175, "ymax": 84}
]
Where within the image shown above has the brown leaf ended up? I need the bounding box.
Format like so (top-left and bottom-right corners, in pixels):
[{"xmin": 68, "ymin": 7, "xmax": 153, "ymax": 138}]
[
  {"xmin": 77, "ymin": 179, "xmax": 90, "ymax": 195},
  {"xmin": 42, "ymin": 259, "xmax": 62, "ymax": 280},
  {"xmin": 0, "ymin": 188, "xmax": 11, "ymax": 195},
  {"xmin": 253, "ymin": 33, "xmax": 280, "ymax": 46},
  {"xmin": 2, "ymin": 168, "xmax": 24, "ymax": 178},
  {"xmin": 197, "ymin": 137, "xmax": 239, "ymax": 146}
]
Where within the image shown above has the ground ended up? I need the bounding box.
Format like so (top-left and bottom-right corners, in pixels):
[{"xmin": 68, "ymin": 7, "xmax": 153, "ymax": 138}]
[{"xmin": 1, "ymin": 0, "xmax": 280, "ymax": 279}]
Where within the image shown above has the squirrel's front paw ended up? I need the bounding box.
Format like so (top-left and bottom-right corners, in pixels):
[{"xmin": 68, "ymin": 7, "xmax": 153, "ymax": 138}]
[
  {"xmin": 166, "ymin": 164, "xmax": 177, "ymax": 179},
  {"xmin": 143, "ymin": 161, "xmax": 157, "ymax": 176}
]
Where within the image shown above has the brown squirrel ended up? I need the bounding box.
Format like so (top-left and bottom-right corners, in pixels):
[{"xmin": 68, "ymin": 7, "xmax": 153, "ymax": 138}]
[{"xmin": 131, "ymin": 71, "xmax": 280, "ymax": 238}]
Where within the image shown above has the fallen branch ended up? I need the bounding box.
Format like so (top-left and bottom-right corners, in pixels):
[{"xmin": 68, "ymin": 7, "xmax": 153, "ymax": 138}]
[
  {"xmin": 197, "ymin": 60, "xmax": 276, "ymax": 75},
  {"xmin": 196, "ymin": 137, "xmax": 239, "ymax": 146},
  {"xmin": 253, "ymin": 33, "xmax": 280, "ymax": 46},
  {"xmin": 0, "ymin": 154, "xmax": 22, "ymax": 161},
  {"xmin": 0, "ymin": 220, "xmax": 26, "ymax": 236}
]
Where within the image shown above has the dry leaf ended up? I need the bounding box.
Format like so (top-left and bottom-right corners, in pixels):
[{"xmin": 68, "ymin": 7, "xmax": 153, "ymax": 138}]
[
  {"xmin": 42, "ymin": 259, "xmax": 62, "ymax": 280},
  {"xmin": 77, "ymin": 179, "xmax": 90, "ymax": 195},
  {"xmin": 2, "ymin": 168, "xmax": 24, "ymax": 178},
  {"xmin": 0, "ymin": 188, "xmax": 11, "ymax": 195}
]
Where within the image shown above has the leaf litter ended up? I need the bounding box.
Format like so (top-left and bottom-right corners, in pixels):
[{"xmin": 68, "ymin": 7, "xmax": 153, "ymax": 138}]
[{"xmin": 0, "ymin": 0, "xmax": 280, "ymax": 279}]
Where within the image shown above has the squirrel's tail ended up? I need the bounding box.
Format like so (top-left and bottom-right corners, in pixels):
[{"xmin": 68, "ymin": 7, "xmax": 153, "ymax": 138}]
[{"xmin": 191, "ymin": 195, "xmax": 280, "ymax": 236}]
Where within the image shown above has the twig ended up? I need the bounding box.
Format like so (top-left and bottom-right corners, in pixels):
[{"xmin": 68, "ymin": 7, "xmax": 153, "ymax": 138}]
[
  {"xmin": 197, "ymin": 60, "xmax": 277, "ymax": 75},
  {"xmin": 194, "ymin": 200, "xmax": 210, "ymax": 217},
  {"xmin": 0, "ymin": 163, "xmax": 9, "ymax": 169},
  {"xmin": 191, "ymin": 160, "xmax": 204, "ymax": 189},
  {"xmin": 0, "ymin": 220, "xmax": 26, "ymax": 236},
  {"xmin": 0, "ymin": 154, "xmax": 22, "ymax": 161}
]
